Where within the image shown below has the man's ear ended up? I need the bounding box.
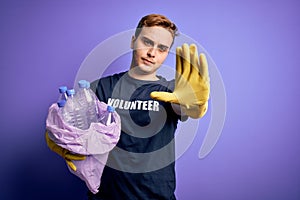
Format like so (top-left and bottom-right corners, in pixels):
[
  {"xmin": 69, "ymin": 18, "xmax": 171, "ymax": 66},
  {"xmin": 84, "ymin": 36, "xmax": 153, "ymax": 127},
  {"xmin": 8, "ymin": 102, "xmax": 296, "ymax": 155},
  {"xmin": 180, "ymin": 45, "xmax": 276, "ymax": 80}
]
[{"xmin": 130, "ymin": 36, "xmax": 136, "ymax": 49}]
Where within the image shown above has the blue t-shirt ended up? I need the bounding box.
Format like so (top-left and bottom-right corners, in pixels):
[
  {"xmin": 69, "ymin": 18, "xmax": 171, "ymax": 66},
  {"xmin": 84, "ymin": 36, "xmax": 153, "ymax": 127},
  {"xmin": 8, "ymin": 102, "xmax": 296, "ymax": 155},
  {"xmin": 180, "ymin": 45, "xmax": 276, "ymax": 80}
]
[{"xmin": 89, "ymin": 71, "xmax": 181, "ymax": 200}]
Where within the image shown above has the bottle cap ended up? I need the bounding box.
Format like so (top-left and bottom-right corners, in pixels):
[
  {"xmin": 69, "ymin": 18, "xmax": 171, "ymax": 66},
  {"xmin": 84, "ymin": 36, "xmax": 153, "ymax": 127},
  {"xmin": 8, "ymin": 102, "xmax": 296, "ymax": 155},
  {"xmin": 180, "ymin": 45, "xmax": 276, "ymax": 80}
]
[
  {"xmin": 59, "ymin": 86, "xmax": 67, "ymax": 93},
  {"xmin": 78, "ymin": 80, "xmax": 87, "ymax": 88},
  {"xmin": 57, "ymin": 100, "xmax": 66, "ymax": 107},
  {"xmin": 86, "ymin": 81, "xmax": 91, "ymax": 88},
  {"xmin": 67, "ymin": 89, "xmax": 75, "ymax": 96},
  {"xmin": 107, "ymin": 105, "xmax": 115, "ymax": 112}
]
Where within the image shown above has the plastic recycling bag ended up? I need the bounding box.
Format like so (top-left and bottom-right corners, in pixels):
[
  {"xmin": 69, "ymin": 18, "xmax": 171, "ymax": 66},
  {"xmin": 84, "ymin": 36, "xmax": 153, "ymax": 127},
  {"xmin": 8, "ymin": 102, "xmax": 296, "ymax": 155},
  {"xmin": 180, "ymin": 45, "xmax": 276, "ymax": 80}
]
[{"xmin": 46, "ymin": 100, "xmax": 121, "ymax": 194}]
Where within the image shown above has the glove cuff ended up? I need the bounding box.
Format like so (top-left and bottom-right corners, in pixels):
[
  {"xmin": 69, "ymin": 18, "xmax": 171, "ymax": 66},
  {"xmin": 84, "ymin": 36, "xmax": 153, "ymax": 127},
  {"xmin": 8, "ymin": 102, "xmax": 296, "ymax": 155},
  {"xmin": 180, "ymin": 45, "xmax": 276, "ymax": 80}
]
[{"xmin": 183, "ymin": 101, "xmax": 208, "ymax": 119}]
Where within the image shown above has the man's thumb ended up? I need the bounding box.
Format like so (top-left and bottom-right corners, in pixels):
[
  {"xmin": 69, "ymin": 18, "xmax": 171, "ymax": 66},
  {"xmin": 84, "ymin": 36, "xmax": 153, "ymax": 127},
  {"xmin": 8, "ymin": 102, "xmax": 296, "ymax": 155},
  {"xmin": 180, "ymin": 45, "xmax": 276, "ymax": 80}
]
[{"xmin": 150, "ymin": 91, "xmax": 178, "ymax": 103}]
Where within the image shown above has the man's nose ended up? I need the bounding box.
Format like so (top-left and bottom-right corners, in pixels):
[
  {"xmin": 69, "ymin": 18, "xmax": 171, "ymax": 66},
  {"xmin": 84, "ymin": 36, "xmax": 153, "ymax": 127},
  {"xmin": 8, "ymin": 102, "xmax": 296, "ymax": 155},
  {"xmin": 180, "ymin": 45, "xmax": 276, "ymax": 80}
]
[{"xmin": 147, "ymin": 47, "xmax": 156, "ymax": 58}]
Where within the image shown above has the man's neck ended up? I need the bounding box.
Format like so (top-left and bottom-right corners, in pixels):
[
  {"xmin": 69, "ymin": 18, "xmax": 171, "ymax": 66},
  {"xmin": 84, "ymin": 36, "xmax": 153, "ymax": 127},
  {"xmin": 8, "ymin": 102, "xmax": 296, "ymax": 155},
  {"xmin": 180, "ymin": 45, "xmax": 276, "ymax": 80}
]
[{"xmin": 128, "ymin": 67, "xmax": 159, "ymax": 81}]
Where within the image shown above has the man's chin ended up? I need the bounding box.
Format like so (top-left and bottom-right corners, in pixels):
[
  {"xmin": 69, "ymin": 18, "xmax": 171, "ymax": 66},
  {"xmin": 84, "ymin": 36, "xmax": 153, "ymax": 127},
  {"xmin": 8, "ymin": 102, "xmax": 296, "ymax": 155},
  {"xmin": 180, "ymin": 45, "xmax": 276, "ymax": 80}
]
[{"xmin": 133, "ymin": 64, "xmax": 152, "ymax": 72}]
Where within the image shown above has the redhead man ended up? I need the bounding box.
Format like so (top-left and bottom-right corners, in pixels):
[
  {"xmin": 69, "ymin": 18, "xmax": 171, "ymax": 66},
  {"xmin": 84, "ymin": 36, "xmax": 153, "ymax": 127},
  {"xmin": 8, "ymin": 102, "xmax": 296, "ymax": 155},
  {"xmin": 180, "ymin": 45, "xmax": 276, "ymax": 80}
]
[{"xmin": 47, "ymin": 14, "xmax": 210, "ymax": 200}]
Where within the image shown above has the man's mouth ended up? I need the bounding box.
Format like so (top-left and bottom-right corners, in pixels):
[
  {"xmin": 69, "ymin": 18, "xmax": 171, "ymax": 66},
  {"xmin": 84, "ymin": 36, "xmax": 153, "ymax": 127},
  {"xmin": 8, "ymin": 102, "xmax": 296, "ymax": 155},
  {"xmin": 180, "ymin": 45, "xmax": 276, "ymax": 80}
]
[{"xmin": 142, "ymin": 58, "xmax": 155, "ymax": 65}]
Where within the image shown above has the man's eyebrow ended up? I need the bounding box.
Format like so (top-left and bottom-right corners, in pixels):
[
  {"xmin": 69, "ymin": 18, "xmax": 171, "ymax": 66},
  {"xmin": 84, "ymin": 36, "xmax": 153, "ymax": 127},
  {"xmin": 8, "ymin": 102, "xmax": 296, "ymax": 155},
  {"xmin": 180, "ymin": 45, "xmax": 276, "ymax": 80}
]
[{"xmin": 141, "ymin": 36, "xmax": 154, "ymax": 44}]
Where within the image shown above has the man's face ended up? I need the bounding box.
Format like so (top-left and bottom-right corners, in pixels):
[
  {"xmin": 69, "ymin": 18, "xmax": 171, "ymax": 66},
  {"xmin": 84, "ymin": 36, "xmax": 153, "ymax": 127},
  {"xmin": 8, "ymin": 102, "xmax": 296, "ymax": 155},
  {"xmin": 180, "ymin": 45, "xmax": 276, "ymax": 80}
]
[{"xmin": 131, "ymin": 26, "xmax": 173, "ymax": 75}]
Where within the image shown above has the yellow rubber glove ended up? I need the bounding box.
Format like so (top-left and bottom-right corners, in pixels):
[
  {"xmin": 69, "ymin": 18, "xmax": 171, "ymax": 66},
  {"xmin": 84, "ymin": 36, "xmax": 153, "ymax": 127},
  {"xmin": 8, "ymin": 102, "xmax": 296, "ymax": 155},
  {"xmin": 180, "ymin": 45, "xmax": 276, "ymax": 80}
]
[
  {"xmin": 151, "ymin": 43, "xmax": 210, "ymax": 118},
  {"xmin": 45, "ymin": 130, "xmax": 86, "ymax": 171}
]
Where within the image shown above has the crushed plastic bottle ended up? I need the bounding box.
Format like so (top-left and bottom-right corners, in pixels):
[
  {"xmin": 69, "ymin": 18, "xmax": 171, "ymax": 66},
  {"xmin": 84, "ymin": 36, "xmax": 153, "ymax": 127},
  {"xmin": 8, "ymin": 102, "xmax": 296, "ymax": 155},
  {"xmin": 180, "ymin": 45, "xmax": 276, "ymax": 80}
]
[
  {"xmin": 58, "ymin": 86, "xmax": 68, "ymax": 102},
  {"xmin": 77, "ymin": 80, "xmax": 98, "ymax": 126},
  {"xmin": 63, "ymin": 89, "xmax": 89, "ymax": 130},
  {"xmin": 99, "ymin": 105, "xmax": 115, "ymax": 126}
]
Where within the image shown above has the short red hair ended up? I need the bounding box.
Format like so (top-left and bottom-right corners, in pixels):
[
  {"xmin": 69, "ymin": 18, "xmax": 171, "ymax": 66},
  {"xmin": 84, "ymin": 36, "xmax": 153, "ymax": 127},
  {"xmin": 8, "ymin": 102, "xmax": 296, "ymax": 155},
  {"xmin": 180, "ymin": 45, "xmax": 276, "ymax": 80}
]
[{"xmin": 134, "ymin": 14, "xmax": 178, "ymax": 40}]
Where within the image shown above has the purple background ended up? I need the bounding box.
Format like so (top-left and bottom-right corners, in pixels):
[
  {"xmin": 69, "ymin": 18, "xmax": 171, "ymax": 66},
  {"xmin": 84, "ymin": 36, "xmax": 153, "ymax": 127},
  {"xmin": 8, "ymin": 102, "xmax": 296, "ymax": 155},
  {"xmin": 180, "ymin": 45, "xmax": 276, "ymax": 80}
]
[{"xmin": 1, "ymin": 0, "xmax": 300, "ymax": 199}]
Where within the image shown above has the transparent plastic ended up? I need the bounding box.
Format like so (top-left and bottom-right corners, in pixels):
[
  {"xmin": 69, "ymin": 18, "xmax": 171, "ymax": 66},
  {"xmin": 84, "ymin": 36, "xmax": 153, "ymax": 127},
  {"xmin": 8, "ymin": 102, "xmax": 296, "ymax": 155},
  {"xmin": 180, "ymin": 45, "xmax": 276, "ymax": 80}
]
[
  {"xmin": 77, "ymin": 80, "xmax": 98, "ymax": 126},
  {"xmin": 58, "ymin": 86, "xmax": 68, "ymax": 102},
  {"xmin": 64, "ymin": 89, "xmax": 89, "ymax": 130},
  {"xmin": 99, "ymin": 105, "xmax": 115, "ymax": 126}
]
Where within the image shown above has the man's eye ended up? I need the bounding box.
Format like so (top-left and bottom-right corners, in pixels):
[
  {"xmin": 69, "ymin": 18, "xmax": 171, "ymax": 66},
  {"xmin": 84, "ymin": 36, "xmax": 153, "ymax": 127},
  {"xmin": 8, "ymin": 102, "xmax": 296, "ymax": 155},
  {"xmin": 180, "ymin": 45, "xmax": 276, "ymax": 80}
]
[
  {"xmin": 144, "ymin": 39, "xmax": 152, "ymax": 46},
  {"xmin": 158, "ymin": 46, "xmax": 168, "ymax": 52}
]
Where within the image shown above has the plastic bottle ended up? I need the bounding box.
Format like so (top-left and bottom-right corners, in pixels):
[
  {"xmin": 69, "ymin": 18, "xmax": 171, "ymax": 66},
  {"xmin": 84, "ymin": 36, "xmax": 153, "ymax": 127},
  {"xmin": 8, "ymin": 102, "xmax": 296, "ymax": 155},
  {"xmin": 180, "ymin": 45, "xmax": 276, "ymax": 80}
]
[
  {"xmin": 99, "ymin": 105, "xmax": 115, "ymax": 126},
  {"xmin": 57, "ymin": 100, "xmax": 66, "ymax": 107},
  {"xmin": 86, "ymin": 81, "xmax": 100, "ymax": 118},
  {"xmin": 77, "ymin": 80, "xmax": 98, "ymax": 126},
  {"xmin": 57, "ymin": 99, "xmax": 68, "ymax": 120},
  {"xmin": 58, "ymin": 86, "xmax": 68, "ymax": 102},
  {"xmin": 64, "ymin": 89, "xmax": 89, "ymax": 130}
]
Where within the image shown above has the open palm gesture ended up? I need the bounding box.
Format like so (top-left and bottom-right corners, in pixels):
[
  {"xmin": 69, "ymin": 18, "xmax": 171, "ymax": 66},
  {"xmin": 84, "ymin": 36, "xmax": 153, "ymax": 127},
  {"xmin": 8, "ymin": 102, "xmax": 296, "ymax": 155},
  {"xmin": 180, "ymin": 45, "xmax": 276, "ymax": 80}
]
[{"xmin": 151, "ymin": 43, "xmax": 210, "ymax": 118}]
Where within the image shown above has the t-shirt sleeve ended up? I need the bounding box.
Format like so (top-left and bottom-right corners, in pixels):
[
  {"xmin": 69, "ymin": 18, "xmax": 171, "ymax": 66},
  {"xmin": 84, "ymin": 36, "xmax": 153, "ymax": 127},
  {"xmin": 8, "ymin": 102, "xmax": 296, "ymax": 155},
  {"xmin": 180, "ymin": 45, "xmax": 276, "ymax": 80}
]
[{"xmin": 90, "ymin": 79, "xmax": 99, "ymax": 94}]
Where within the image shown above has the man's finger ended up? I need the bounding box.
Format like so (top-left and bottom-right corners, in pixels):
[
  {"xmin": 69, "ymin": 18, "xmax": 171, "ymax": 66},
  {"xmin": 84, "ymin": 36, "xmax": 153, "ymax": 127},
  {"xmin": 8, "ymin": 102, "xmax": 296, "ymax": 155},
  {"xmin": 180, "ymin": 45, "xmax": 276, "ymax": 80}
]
[
  {"xmin": 181, "ymin": 43, "xmax": 191, "ymax": 79},
  {"xmin": 66, "ymin": 160, "xmax": 77, "ymax": 171},
  {"xmin": 199, "ymin": 53, "xmax": 209, "ymax": 81},
  {"xmin": 150, "ymin": 91, "xmax": 178, "ymax": 104},
  {"xmin": 65, "ymin": 153, "xmax": 86, "ymax": 161},
  {"xmin": 190, "ymin": 44, "xmax": 199, "ymax": 76},
  {"xmin": 176, "ymin": 46, "xmax": 182, "ymax": 81}
]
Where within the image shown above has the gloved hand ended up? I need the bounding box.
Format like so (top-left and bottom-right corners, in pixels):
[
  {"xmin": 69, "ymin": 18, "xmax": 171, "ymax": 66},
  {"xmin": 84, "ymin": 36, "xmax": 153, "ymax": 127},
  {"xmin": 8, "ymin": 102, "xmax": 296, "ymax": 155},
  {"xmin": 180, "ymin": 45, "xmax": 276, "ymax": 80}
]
[
  {"xmin": 151, "ymin": 43, "xmax": 210, "ymax": 118},
  {"xmin": 45, "ymin": 130, "xmax": 86, "ymax": 171}
]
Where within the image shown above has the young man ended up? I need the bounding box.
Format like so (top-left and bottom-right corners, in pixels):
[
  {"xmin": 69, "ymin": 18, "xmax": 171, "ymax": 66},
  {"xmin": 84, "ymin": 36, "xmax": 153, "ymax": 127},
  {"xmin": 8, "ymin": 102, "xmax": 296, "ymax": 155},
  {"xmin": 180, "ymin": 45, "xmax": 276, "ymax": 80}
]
[{"xmin": 47, "ymin": 14, "xmax": 210, "ymax": 199}]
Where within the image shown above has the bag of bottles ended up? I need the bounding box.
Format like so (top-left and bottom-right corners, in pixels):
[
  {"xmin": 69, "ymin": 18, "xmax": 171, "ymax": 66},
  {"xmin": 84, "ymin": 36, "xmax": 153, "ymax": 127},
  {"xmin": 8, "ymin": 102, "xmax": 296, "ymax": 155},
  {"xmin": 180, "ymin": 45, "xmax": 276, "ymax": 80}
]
[{"xmin": 46, "ymin": 83, "xmax": 121, "ymax": 194}]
